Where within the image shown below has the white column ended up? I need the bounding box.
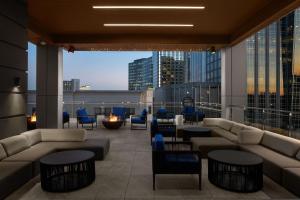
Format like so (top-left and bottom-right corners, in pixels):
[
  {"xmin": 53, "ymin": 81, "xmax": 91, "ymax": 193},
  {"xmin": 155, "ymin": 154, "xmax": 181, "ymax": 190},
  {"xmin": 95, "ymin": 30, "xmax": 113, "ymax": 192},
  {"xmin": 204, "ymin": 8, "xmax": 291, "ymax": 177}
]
[
  {"xmin": 221, "ymin": 41, "xmax": 247, "ymax": 123},
  {"xmin": 36, "ymin": 45, "xmax": 63, "ymax": 128}
]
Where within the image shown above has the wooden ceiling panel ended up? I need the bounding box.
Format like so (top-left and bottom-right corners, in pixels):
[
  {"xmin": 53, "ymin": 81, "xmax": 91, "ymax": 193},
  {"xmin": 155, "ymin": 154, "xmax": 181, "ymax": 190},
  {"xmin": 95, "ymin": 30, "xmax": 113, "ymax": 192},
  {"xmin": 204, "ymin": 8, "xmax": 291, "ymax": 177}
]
[{"xmin": 28, "ymin": 0, "xmax": 300, "ymax": 50}]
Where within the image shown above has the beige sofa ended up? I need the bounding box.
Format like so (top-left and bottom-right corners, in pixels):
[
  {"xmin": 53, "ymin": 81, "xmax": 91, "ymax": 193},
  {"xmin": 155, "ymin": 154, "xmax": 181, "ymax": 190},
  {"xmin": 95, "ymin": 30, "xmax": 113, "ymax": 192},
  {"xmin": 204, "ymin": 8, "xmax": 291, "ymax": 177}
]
[
  {"xmin": 0, "ymin": 129, "xmax": 110, "ymax": 199},
  {"xmin": 191, "ymin": 118, "xmax": 300, "ymax": 197}
]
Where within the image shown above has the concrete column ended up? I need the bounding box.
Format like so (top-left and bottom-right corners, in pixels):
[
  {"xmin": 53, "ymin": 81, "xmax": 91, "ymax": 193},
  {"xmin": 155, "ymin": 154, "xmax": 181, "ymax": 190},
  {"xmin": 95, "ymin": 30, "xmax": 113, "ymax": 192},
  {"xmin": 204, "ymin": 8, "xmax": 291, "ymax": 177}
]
[
  {"xmin": 221, "ymin": 41, "xmax": 247, "ymax": 123},
  {"xmin": 36, "ymin": 45, "xmax": 63, "ymax": 128}
]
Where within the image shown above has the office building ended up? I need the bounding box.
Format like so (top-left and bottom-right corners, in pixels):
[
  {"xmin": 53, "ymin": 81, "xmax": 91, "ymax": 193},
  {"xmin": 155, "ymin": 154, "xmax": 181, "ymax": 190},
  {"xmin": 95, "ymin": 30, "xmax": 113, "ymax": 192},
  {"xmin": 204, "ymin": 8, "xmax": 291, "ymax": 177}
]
[
  {"xmin": 63, "ymin": 79, "xmax": 80, "ymax": 92},
  {"xmin": 246, "ymin": 8, "xmax": 300, "ymax": 129},
  {"xmin": 152, "ymin": 51, "xmax": 185, "ymax": 88},
  {"xmin": 128, "ymin": 57, "xmax": 153, "ymax": 90}
]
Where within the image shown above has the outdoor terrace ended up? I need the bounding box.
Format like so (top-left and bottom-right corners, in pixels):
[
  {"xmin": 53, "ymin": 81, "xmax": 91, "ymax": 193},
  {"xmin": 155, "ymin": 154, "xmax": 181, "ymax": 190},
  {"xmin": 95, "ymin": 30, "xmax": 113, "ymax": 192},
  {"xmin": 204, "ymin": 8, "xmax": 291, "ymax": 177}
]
[{"xmin": 6, "ymin": 121, "xmax": 298, "ymax": 200}]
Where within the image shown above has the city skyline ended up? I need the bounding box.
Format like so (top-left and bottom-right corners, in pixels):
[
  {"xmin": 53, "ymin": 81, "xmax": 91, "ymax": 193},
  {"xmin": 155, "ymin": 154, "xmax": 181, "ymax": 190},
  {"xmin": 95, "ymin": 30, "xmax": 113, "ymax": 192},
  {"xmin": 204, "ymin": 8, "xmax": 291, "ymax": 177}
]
[{"xmin": 28, "ymin": 43, "xmax": 152, "ymax": 90}]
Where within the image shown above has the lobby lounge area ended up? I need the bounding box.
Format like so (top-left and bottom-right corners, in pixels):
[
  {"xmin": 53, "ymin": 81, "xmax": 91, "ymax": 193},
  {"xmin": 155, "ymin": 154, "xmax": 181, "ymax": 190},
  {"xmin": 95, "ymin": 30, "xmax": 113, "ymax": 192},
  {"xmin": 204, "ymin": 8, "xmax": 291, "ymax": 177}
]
[{"xmin": 4, "ymin": 121, "xmax": 299, "ymax": 200}]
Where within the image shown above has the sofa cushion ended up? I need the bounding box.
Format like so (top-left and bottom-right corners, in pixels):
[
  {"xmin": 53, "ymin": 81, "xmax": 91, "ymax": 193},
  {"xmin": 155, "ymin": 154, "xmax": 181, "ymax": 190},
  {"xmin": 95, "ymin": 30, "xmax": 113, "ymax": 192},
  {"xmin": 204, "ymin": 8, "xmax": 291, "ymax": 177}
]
[
  {"xmin": 218, "ymin": 119, "xmax": 233, "ymax": 131},
  {"xmin": 241, "ymin": 144, "xmax": 300, "ymax": 184},
  {"xmin": 0, "ymin": 135, "xmax": 29, "ymax": 156},
  {"xmin": 261, "ymin": 131, "xmax": 300, "ymax": 157},
  {"xmin": 21, "ymin": 129, "xmax": 41, "ymax": 146},
  {"xmin": 41, "ymin": 129, "xmax": 86, "ymax": 142},
  {"xmin": 237, "ymin": 127, "xmax": 264, "ymax": 145},
  {"xmin": 191, "ymin": 137, "xmax": 238, "ymax": 157},
  {"xmin": 211, "ymin": 127, "xmax": 238, "ymax": 143},
  {"xmin": 230, "ymin": 123, "xmax": 246, "ymax": 135},
  {"xmin": 282, "ymin": 168, "xmax": 300, "ymax": 197},
  {"xmin": 153, "ymin": 134, "xmax": 164, "ymax": 151},
  {"xmin": 0, "ymin": 144, "xmax": 7, "ymax": 161},
  {"xmin": 296, "ymin": 150, "xmax": 300, "ymax": 161},
  {"xmin": 0, "ymin": 161, "xmax": 32, "ymax": 200},
  {"xmin": 3, "ymin": 142, "xmax": 56, "ymax": 162},
  {"xmin": 203, "ymin": 118, "xmax": 220, "ymax": 127}
]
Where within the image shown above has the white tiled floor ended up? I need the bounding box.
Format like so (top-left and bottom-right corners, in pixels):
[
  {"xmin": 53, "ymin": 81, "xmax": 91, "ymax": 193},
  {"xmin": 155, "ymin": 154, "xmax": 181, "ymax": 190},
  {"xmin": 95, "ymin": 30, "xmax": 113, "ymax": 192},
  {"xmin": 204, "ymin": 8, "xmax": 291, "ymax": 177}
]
[{"xmin": 6, "ymin": 124, "xmax": 299, "ymax": 200}]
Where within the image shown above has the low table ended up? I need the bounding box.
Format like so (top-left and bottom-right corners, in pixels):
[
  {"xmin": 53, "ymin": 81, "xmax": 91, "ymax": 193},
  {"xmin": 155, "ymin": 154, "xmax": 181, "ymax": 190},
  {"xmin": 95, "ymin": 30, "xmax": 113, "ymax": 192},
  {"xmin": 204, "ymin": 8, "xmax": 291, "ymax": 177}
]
[
  {"xmin": 208, "ymin": 150, "xmax": 263, "ymax": 193},
  {"xmin": 40, "ymin": 150, "xmax": 95, "ymax": 192},
  {"xmin": 182, "ymin": 127, "xmax": 211, "ymax": 141}
]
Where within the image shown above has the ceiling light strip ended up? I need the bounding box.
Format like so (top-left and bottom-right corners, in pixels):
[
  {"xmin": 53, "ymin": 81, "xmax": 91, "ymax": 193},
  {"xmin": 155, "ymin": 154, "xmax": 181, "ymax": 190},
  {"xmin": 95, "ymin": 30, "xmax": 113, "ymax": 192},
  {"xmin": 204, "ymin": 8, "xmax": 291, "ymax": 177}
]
[
  {"xmin": 93, "ymin": 6, "xmax": 205, "ymax": 10},
  {"xmin": 103, "ymin": 24, "xmax": 194, "ymax": 27}
]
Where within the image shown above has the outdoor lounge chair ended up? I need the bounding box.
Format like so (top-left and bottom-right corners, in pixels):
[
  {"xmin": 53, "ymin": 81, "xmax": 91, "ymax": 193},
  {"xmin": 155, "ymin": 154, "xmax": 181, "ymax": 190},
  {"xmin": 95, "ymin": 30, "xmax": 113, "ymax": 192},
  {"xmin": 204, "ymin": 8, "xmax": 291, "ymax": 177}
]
[
  {"xmin": 76, "ymin": 108, "xmax": 97, "ymax": 129},
  {"xmin": 131, "ymin": 109, "xmax": 148, "ymax": 130},
  {"xmin": 152, "ymin": 134, "xmax": 202, "ymax": 190}
]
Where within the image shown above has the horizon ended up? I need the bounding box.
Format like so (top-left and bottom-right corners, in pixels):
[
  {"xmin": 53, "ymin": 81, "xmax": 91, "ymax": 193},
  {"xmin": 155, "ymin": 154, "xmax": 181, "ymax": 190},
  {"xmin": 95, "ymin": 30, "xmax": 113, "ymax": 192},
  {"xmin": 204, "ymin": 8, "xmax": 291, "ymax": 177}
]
[{"xmin": 27, "ymin": 42, "xmax": 152, "ymax": 90}]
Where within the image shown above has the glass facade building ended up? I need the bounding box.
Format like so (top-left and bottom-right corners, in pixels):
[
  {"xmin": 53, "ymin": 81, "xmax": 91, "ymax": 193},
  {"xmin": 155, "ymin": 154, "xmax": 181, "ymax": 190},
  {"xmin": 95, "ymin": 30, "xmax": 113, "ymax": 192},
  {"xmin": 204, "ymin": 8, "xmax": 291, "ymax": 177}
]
[
  {"xmin": 246, "ymin": 8, "xmax": 300, "ymax": 131},
  {"xmin": 128, "ymin": 57, "xmax": 153, "ymax": 91},
  {"xmin": 185, "ymin": 51, "xmax": 207, "ymax": 83},
  {"xmin": 152, "ymin": 51, "xmax": 185, "ymax": 88}
]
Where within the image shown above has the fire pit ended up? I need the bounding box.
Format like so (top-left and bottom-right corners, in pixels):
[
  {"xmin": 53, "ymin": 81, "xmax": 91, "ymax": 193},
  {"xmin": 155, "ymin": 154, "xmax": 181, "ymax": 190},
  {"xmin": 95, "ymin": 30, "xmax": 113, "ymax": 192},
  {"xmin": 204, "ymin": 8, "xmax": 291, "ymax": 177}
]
[
  {"xmin": 27, "ymin": 113, "xmax": 37, "ymax": 130},
  {"xmin": 102, "ymin": 114, "xmax": 124, "ymax": 129}
]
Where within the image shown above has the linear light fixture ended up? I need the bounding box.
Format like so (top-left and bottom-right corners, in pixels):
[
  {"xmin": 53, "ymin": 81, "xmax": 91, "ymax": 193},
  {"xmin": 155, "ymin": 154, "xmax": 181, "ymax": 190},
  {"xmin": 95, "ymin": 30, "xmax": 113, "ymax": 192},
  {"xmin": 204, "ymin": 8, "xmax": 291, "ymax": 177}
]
[
  {"xmin": 93, "ymin": 6, "xmax": 205, "ymax": 10},
  {"xmin": 103, "ymin": 24, "xmax": 194, "ymax": 27}
]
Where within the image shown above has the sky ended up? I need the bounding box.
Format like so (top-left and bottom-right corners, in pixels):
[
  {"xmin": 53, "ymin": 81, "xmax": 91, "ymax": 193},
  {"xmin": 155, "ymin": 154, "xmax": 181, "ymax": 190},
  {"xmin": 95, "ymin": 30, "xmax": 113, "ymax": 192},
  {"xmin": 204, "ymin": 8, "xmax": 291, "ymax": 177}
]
[{"xmin": 27, "ymin": 43, "xmax": 152, "ymax": 90}]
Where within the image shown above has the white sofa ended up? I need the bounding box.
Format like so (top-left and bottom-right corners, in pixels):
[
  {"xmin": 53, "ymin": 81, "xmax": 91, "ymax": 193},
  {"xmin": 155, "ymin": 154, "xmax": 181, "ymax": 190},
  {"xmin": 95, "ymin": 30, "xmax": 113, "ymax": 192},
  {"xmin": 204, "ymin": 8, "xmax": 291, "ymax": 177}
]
[
  {"xmin": 0, "ymin": 129, "xmax": 110, "ymax": 199},
  {"xmin": 191, "ymin": 118, "xmax": 300, "ymax": 197}
]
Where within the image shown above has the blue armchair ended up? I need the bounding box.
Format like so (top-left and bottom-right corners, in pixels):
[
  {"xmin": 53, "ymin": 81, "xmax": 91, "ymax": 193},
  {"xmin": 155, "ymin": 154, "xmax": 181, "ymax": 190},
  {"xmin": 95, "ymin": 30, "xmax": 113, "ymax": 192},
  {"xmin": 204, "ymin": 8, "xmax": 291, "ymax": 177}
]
[
  {"xmin": 182, "ymin": 106, "xmax": 205, "ymax": 123},
  {"xmin": 151, "ymin": 108, "xmax": 176, "ymax": 143},
  {"xmin": 131, "ymin": 109, "xmax": 147, "ymax": 130},
  {"xmin": 152, "ymin": 134, "xmax": 202, "ymax": 190},
  {"xmin": 76, "ymin": 108, "xmax": 97, "ymax": 129},
  {"xmin": 112, "ymin": 107, "xmax": 127, "ymax": 125}
]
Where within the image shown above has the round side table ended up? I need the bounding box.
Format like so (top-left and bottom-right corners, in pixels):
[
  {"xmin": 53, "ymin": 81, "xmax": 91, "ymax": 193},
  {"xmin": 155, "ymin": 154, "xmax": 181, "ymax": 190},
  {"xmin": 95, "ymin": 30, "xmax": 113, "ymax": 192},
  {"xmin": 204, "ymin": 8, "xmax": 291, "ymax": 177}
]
[
  {"xmin": 40, "ymin": 150, "xmax": 95, "ymax": 192},
  {"xmin": 208, "ymin": 150, "xmax": 263, "ymax": 193}
]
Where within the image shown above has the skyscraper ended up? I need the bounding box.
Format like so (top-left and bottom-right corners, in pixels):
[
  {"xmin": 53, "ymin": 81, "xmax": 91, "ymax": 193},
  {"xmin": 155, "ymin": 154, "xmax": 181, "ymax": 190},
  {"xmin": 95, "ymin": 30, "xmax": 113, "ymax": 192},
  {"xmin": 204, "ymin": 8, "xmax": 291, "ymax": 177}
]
[
  {"xmin": 246, "ymin": 8, "xmax": 300, "ymax": 129},
  {"xmin": 185, "ymin": 51, "xmax": 207, "ymax": 83},
  {"xmin": 63, "ymin": 79, "xmax": 80, "ymax": 92},
  {"xmin": 152, "ymin": 51, "xmax": 185, "ymax": 88},
  {"xmin": 128, "ymin": 57, "xmax": 153, "ymax": 91}
]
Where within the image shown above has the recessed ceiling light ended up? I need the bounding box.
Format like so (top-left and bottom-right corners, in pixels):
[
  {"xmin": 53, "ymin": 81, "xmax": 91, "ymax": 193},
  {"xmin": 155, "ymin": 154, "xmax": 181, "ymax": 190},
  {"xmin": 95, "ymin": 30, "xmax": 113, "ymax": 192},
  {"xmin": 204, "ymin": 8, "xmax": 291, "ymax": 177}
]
[
  {"xmin": 103, "ymin": 24, "xmax": 194, "ymax": 27},
  {"xmin": 93, "ymin": 6, "xmax": 205, "ymax": 10}
]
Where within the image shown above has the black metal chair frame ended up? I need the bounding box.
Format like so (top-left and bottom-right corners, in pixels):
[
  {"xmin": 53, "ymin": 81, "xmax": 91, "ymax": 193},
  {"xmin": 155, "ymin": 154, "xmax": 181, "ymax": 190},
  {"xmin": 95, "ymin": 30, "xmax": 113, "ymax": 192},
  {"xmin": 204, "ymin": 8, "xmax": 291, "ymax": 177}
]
[
  {"xmin": 152, "ymin": 141, "xmax": 202, "ymax": 190},
  {"xmin": 76, "ymin": 115, "xmax": 97, "ymax": 130},
  {"xmin": 131, "ymin": 115, "xmax": 148, "ymax": 130}
]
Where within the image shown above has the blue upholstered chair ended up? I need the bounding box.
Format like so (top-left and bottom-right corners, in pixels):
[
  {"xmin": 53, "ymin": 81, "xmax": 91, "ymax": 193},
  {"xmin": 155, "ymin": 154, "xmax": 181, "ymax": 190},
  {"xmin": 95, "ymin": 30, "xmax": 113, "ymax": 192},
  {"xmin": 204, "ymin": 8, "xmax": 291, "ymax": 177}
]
[
  {"xmin": 112, "ymin": 107, "xmax": 127, "ymax": 125},
  {"xmin": 152, "ymin": 134, "xmax": 202, "ymax": 190},
  {"xmin": 76, "ymin": 108, "xmax": 97, "ymax": 129},
  {"xmin": 131, "ymin": 109, "xmax": 147, "ymax": 130},
  {"xmin": 182, "ymin": 106, "xmax": 205, "ymax": 123},
  {"xmin": 151, "ymin": 108, "xmax": 176, "ymax": 142},
  {"xmin": 63, "ymin": 111, "xmax": 70, "ymax": 128}
]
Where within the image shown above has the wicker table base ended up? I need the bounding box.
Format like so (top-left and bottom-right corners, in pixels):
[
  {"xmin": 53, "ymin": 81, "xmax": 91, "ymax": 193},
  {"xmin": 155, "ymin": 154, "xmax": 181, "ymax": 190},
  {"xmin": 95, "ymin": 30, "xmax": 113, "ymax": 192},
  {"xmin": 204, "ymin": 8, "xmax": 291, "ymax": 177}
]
[
  {"xmin": 208, "ymin": 150, "xmax": 263, "ymax": 193},
  {"xmin": 40, "ymin": 150, "xmax": 95, "ymax": 192}
]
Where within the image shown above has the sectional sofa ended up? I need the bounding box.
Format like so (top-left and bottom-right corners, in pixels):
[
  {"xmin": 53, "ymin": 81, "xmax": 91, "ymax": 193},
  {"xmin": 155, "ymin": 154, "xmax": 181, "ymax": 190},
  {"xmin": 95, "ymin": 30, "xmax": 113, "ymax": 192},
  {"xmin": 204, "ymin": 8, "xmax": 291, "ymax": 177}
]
[
  {"xmin": 0, "ymin": 129, "xmax": 110, "ymax": 200},
  {"xmin": 190, "ymin": 118, "xmax": 300, "ymax": 197}
]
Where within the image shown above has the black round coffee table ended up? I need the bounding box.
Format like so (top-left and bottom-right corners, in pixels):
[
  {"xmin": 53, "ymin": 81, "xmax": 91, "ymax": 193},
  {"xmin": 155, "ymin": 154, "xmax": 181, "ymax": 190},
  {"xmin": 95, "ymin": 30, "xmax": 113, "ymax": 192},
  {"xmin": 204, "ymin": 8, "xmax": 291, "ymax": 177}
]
[
  {"xmin": 40, "ymin": 150, "xmax": 95, "ymax": 192},
  {"xmin": 208, "ymin": 150, "xmax": 263, "ymax": 193},
  {"xmin": 182, "ymin": 127, "xmax": 211, "ymax": 141}
]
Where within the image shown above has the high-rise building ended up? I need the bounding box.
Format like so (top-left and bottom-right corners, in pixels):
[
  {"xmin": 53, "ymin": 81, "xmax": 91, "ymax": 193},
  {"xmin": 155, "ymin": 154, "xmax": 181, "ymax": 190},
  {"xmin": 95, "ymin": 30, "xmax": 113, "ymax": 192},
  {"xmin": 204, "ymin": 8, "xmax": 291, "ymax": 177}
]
[
  {"xmin": 128, "ymin": 57, "xmax": 153, "ymax": 91},
  {"xmin": 63, "ymin": 79, "xmax": 80, "ymax": 92},
  {"xmin": 185, "ymin": 51, "xmax": 207, "ymax": 83},
  {"xmin": 206, "ymin": 51, "xmax": 221, "ymax": 83},
  {"xmin": 152, "ymin": 51, "xmax": 185, "ymax": 88},
  {"xmin": 246, "ymin": 8, "xmax": 300, "ymax": 129}
]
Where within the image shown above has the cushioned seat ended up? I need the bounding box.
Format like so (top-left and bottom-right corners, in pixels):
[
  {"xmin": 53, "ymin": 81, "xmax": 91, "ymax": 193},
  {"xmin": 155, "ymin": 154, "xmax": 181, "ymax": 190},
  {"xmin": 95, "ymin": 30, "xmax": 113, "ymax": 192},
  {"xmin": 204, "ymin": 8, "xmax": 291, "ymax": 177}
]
[
  {"xmin": 240, "ymin": 144, "xmax": 300, "ymax": 183},
  {"xmin": 131, "ymin": 118, "xmax": 145, "ymax": 124},
  {"xmin": 209, "ymin": 127, "xmax": 238, "ymax": 142},
  {"xmin": 165, "ymin": 154, "xmax": 199, "ymax": 163},
  {"xmin": 0, "ymin": 162, "xmax": 32, "ymax": 200},
  {"xmin": 282, "ymin": 168, "xmax": 300, "ymax": 197},
  {"xmin": 191, "ymin": 137, "xmax": 238, "ymax": 158},
  {"xmin": 3, "ymin": 143, "xmax": 56, "ymax": 175}
]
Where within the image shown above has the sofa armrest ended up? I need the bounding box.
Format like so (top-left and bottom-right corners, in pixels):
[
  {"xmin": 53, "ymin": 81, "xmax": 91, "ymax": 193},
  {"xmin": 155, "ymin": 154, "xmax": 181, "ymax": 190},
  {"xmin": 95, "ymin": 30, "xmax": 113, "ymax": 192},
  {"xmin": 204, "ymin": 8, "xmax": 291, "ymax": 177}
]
[{"xmin": 40, "ymin": 129, "xmax": 87, "ymax": 142}]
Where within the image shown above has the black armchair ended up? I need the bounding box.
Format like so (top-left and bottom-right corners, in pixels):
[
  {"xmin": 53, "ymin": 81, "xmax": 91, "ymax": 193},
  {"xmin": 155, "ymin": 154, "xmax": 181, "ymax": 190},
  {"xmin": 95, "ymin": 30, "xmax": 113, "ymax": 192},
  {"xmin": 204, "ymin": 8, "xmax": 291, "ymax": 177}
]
[{"xmin": 152, "ymin": 134, "xmax": 202, "ymax": 190}]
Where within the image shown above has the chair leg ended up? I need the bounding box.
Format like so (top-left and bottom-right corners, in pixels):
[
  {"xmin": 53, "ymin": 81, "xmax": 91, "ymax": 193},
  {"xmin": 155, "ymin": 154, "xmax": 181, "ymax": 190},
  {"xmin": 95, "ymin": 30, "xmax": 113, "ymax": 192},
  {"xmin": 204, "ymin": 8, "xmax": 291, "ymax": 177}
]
[
  {"xmin": 68, "ymin": 122, "xmax": 70, "ymax": 128},
  {"xmin": 199, "ymin": 173, "xmax": 201, "ymax": 190},
  {"xmin": 153, "ymin": 174, "xmax": 155, "ymax": 190}
]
